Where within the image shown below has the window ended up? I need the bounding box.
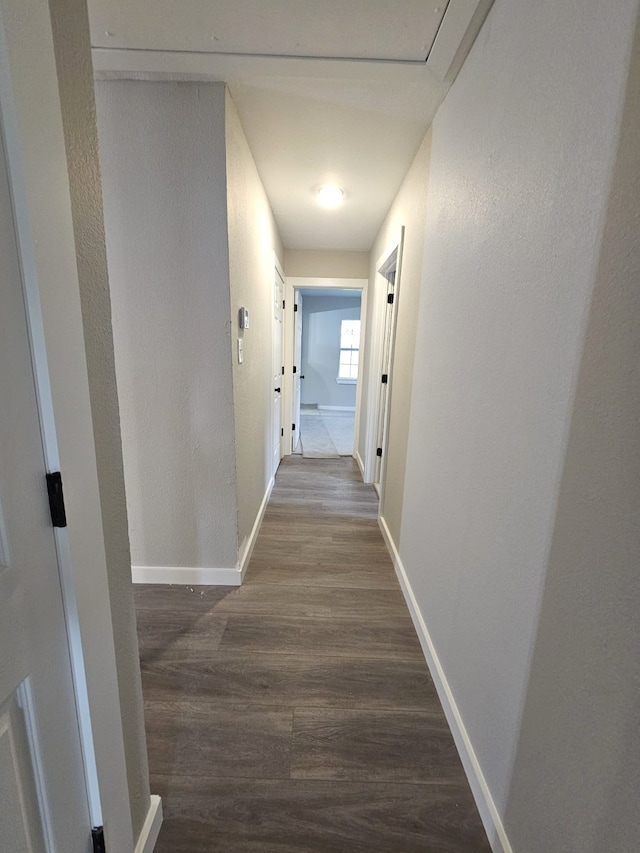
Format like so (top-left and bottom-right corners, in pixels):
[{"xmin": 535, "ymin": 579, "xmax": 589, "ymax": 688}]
[{"xmin": 337, "ymin": 319, "xmax": 360, "ymax": 382}]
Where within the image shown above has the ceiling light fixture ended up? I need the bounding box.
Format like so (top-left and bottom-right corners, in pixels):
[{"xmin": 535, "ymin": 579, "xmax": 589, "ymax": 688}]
[{"xmin": 317, "ymin": 185, "xmax": 344, "ymax": 208}]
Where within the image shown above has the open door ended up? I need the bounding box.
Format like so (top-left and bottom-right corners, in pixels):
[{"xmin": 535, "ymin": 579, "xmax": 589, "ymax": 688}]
[
  {"xmin": 272, "ymin": 264, "xmax": 285, "ymax": 477},
  {"xmin": 292, "ymin": 290, "xmax": 303, "ymax": 451},
  {"xmin": 0, "ymin": 123, "xmax": 91, "ymax": 852},
  {"xmin": 374, "ymin": 263, "xmax": 397, "ymax": 488},
  {"xmin": 367, "ymin": 231, "xmax": 403, "ymax": 495}
]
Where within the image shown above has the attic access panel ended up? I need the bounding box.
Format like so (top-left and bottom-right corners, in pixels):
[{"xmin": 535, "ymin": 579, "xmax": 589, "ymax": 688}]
[{"xmin": 89, "ymin": 0, "xmax": 448, "ymax": 61}]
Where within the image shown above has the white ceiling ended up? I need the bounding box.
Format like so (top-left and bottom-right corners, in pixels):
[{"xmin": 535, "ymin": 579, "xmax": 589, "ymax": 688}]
[{"xmin": 89, "ymin": 0, "xmax": 491, "ymax": 251}]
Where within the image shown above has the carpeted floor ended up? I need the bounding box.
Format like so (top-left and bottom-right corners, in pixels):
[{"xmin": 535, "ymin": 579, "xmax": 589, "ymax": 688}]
[{"xmin": 299, "ymin": 407, "xmax": 354, "ymax": 458}]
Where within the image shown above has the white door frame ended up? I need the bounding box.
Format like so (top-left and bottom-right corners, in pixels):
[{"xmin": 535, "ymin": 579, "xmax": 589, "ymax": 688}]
[
  {"xmin": 363, "ymin": 230, "xmax": 405, "ymax": 499},
  {"xmin": 0, "ymin": 0, "xmax": 135, "ymax": 848},
  {"xmin": 284, "ymin": 277, "xmax": 368, "ymax": 458}
]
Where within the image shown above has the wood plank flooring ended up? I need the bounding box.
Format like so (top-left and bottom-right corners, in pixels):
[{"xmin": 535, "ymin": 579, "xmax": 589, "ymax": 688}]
[{"xmin": 135, "ymin": 457, "xmax": 490, "ymax": 852}]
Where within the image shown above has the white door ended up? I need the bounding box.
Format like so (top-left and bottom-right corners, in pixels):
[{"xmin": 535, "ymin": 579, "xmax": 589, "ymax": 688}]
[
  {"xmin": 0, "ymin": 126, "xmax": 91, "ymax": 851},
  {"xmin": 272, "ymin": 266, "xmax": 284, "ymax": 476},
  {"xmin": 292, "ymin": 290, "xmax": 303, "ymax": 451},
  {"xmin": 374, "ymin": 269, "xmax": 397, "ymax": 488}
]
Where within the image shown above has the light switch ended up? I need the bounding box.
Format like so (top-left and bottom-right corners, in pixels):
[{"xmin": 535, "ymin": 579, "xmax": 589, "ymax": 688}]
[{"xmin": 237, "ymin": 338, "xmax": 243, "ymax": 364}]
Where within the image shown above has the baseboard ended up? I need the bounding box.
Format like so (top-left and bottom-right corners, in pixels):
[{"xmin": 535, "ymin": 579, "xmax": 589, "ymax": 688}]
[
  {"xmin": 317, "ymin": 405, "xmax": 356, "ymax": 412},
  {"xmin": 131, "ymin": 565, "xmax": 242, "ymax": 586},
  {"xmin": 378, "ymin": 515, "xmax": 513, "ymax": 853},
  {"xmin": 134, "ymin": 795, "xmax": 162, "ymax": 853},
  {"xmin": 239, "ymin": 475, "xmax": 275, "ymax": 580},
  {"xmin": 355, "ymin": 450, "xmax": 365, "ymax": 478}
]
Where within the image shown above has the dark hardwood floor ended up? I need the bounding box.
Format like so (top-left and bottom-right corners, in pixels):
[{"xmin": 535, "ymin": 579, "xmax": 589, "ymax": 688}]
[{"xmin": 135, "ymin": 457, "xmax": 491, "ymax": 852}]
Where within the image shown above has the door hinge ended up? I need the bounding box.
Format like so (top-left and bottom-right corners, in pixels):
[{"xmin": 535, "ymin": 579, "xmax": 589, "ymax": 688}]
[
  {"xmin": 46, "ymin": 472, "xmax": 67, "ymax": 528},
  {"xmin": 293, "ymin": 365, "xmax": 297, "ymax": 374},
  {"xmin": 281, "ymin": 428, "xmax": 284, "ymax": 437},
  {"xmin": 282, "ymin": 299, "xmax": 285, "ymax": 309},
  {"xmin": 292, "ymin": 423, "xmax": 296, "ymax": 431},
  {"xmin": 376, "ymin": 447, "xmax": 383, "ymax": 457},
  {"xmin": 387, "ymin": 293, "xmax": 394, "ymax": 304},
  {"xmin": 92, "ymin": 827, "xmax": 106, "ymax": 853},
  {"xmin": 294, "ymin": 303, "xmax": 298, "ymax": 312},
  {"xmin": 381, "ymin": 373, "xmax": 388, "ymax": 384},
  {"xmin": 282, "ymin": 365, "xmax": 285, "ymax": 374}
]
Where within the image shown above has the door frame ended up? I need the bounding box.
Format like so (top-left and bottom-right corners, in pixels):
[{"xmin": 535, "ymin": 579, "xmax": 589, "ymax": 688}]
[
  {"xmin": 284, "ymin": 277, "xmax": 368, "ymax": 458},
  {"xmin": 363, "ymin": 230, "xmax": 405, "ymax": 505},
  {"xmin": 0, "ymin": 0, "xmax": 135, "ymax": 848}
]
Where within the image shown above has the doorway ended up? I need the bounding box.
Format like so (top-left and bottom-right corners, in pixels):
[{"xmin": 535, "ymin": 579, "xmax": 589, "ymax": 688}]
[{"xmin": 293, "ymin": 287, "xmax": 362, "ymax": 458}]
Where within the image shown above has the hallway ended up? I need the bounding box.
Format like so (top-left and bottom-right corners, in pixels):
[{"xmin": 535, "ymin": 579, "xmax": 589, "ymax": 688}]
[{"xmin": 135, "ymin": 458, "xmax": 490, "ymax": 851}]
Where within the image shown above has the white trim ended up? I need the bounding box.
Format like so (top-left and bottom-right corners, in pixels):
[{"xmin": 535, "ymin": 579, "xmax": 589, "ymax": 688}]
[
  {"xmin": 335, "ymin": 377, "xmax": 357, "ymax": 385},
  {"xmin": 134, "ymin": 795, "xmax": 163, "ymax": 853},
  {"xmin": 287, "ymin": 277, "xmax": 366, "ymax": 291},
  {"xmin": 132, "ymin": 474, "xmax": 275, "ymax": 587},
  {"xmin": 426, "ymin": 0, "xmax": 495, "ymax": 84},
  {"xmin": 239, "ymin": 475, "xmax": 275, "ymax": 580},
  {"xmin": 132, "ymin": 566, "xmax": 241, "ymax": 586},
  {"xmin": 378, "ymin": 514, "xmax": 513, "ymax": 853},
  {"xmin": 354, "ymin": 450, "xmax": 365, "ymax": 478},
  {"xmin": 317, "ymin": 405, "xmax": 356, "ymax": 413},
  {"xmin": 93, "ymin": 49, "xmax": 441, "ymax": 82}
]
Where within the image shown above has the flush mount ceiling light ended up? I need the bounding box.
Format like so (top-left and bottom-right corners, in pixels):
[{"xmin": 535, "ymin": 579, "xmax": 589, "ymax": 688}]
[{"xmin": 317, "ymin": 185, "xmax": 344, "ymax": 208}]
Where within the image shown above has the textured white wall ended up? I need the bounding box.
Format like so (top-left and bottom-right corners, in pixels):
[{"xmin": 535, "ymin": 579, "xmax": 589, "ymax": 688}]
[
  {"xmin": 504, "ymin": 9, "xmax": 640, "ymax": 849},
  {"xmin": 225, "ymin": 91, "xmax": 285, "ymax": 554},
  {"xmin": 96, "ymin": 80, "xmax": 238, "ymax": 571},
  {"xmin": 360, "ymin": 131, "xmax": 431, "ymax": 541},
  {"xmin": 300, "ymin": 295, "xmax": 361, "ymax": 408},
  {"xmin": 397, "ymin": 0, "xmax": 639, "ymax": 840},
  {"xmin": 285, "ymin": 249, "xmax": 369, "ymax": 279}
]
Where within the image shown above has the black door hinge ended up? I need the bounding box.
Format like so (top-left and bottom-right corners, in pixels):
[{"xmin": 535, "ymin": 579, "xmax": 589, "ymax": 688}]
[
  {"xmin": 381, "ymin": 373, "xmax": 388, "ymax": 384},
  {"xmin": 376, "ymin": 447, "xmax": 383, "ymax": 457},
  {"xmin": 92, "ymin": 827, "xmax": 106, "ymax": 853},
  {"xmin": 282, "ymin": 299, "xmax": 286, "ymax": 309},
  {"xmin": 282, "ymin": 365, "xmax": 285, "ymax": 374},
  {"xmin": 46, "ymin": 472, "xmax": 67, "ymax": 528},
  {"xmin": 294, "ymin": 303, "xmax": 298, "ymax": 312},
  {"xmin": 281, "ymin": 428, "xmax": 284, "ymax": 437},
  {"xmin": 292, "ymin": 423, "xmax": 296, "ymax": 431},
  {"xmin": 387, "ymin": 293, "xmax": 394, "ymax": 304},
  {"xmin": 293, "ymin": 365, "xmax": 297, "ymax": 374}
]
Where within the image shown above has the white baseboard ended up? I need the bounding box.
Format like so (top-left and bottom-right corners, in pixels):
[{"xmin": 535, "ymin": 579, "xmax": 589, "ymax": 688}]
[
  {"xmin": 134, "ymin": 795, "xmax": 162, "ymax": 853},
  {"xmin": 239, "ymin": 474, "xmax": 275, "ymax": 580},
  {"xmin": 317, "ymin": 405, "xmax": 356, "ymax": 412},
  {"xmin": 354, "ymin": 450, "xmax": 365, "ymax": 478},
  {"xmin": 378, "ymin": 515, "xmax": 513, "ymax": 853},
  {"xmin": 131, "ymin": 565, "xmax": 241, "ymax": 586}
]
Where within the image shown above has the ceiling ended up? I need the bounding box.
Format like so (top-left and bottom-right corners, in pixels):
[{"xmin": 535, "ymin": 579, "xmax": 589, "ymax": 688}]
[{"xmin": 89, "ymin": 0, "xmax": 491, "ymax": 252}]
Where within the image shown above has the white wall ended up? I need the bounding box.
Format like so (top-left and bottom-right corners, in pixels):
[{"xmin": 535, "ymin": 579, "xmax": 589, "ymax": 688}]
[
  {"xmin": 389, "ymin": 0, "xmax": 640, "ymax": 847},
  {"xmin": 225, "ymin": 90, "xmax": 285, "ymax": 559},
  {"xmin": 300, "ymin": 295, "xmax": 361, "ymax": 408},
  {"xmin": 285, "ymin": 249, "xmax": 369, "ymax": 279},
  {"xmin": 504, "ymin": 9, "xmax": 640, "ymax": 849},
  {"xmin": 96, "ymin": 81, "xmax": 239, "ymax": 574}
]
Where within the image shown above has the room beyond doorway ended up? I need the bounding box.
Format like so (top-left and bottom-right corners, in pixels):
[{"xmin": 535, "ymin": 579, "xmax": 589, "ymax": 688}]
[
  {"xmin": 294, "ymin": 287, "xmax": 361, "ymax": 458},
  {"xmin": 295, "ymin": 405, "xmax": 355, "ymax": 457}
]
